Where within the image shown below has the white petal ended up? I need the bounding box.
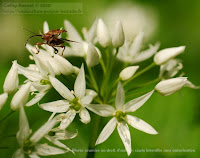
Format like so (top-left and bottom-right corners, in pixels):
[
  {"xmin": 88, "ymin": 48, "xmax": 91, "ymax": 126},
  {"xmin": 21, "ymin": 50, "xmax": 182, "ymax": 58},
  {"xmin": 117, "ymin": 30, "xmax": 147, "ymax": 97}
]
[
  {"xmin": 29, "ymin": 153, "xmax": 40, "ymax": 158},
  {"xmin": 59, "ymin": 110, "xmax": 76, "ymax": 129},
  {"xmin": 115, "ymin": 82, "xmax": 125, "ymax": 110},
  {"xmin": 124, "ymin": 90, "xmax": 154, "ymax": 113},
  {"xmin": 39, "ymin": 100, "xmax": 70, "ymax": 113},
  {"xmin": 54, "ymin": 55, "xmax": 74, "ymax": 76},
  {"xmin": 0, "ymin": 93, "xmax": 8, "ymax": 111},
  {"xmin": 35, "ymin": 144, "xmax": 67, "ymax": 156},
  {"xmin": 133, "ymin": 42, "xmax": 160, "ymax": 63},
  {"xmin": 11, "ymin": 82, "xmax": 31, "ymax": 111},
  {"xmin": 126, "ymin": 115, "xmax": 158, "ymax": 135},
  {"xmin": 64, "ymin": 20, "xmax": 83, "ymax": 42},
  {"xmin": 80, "ymin": 95, "xmax": 94, "ymax": 105},
  {"xmin": 130, "ymin": 31, "xmax": 144, "ymax": 56},
  {"xmin": 31, "ymin": 82, "xmax": 51, "ymax": 92},
  {"xmin": 96, "ymin": 117, "xmax": 117, "ymax": 145},
  {"xmin": 12, "ymin": 149, "xmax": 24, "ymax": 158},
  {"xmin": 26, "ymin": 92, "xmax": 47, "ymax": 107},
  {"xmin": 117, "ymin": 122, "xmax": 131, "ymax": 156},
  {"xmin": 49, "ymin": 76, "xmax": 74, "ymax": 101},
  {"xmin": 97, "ymin": 19, "xmax": 111, "ymax": 48},
  {"xmin": 86, "ymin": 104, "xmax": 115, "ymax": 117},
  {"xmin": 79, "ymin": 108, "xmax": 91, "ymax": 124},
  {"xmin": 154, "ymin": 46, "xmax": 185, "ymax": 65},
  {"xmin": 45, "ymin": 136, "xmax": 73, "ymax": 153},
  {"xmin": 184, "ymin": 80, "xmax": 200, "ymax": 89},
  {"xmin": 112, "ymin": 20, "xmax": 125, "ymax": 48},
  {"xmin": 83, "ymin": 19, "xmax": 97, "ymax": 43},
  {"xmin": 119, "ymin": 66, "xmax": 139, "ymax": 81},
  {"xmin": 43, "ymin": 21, "xmax": 49, "ymax": 33},
  {"xmin": 3, "ymin": 60, "xmax": 19, "ymax": 94},
  {"xmin": 74, "ymin": 64, "xmax": 85, "ymax": 99},
  {"xmin": 30, "ymin": 117, "xmax": 59, "ymax": 144},
  {"xmin": 85, "ymin": 89, "xmax": 98, "ymax": 98},
  {"xmin": 17, "ymin": 106, "xmax": 30, "ymax": 146},
  {"xmin": 86, "ymin": 43, "xmax": 100, "ymax": 67}
]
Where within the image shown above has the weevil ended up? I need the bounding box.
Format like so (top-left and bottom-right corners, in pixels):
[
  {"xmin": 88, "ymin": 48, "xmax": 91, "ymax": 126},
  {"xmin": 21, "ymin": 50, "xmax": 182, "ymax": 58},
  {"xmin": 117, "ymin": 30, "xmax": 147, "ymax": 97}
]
[{"xmin": 24, "ymin": 27, "xmax": 78, "ymax": 56}]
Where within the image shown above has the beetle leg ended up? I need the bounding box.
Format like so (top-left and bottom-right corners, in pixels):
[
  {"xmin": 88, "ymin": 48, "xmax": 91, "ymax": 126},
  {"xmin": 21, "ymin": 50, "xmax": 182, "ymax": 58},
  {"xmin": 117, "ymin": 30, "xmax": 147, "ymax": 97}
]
[
  {"xmin": 35, "ymin": 42, "xmax": 45, "ymax": 54},
  {"xmin": 55, "ymin": 45, "xmax": 65, "ymax": 56},
  {"xmin": 52, "ymin": 47, "xmax": 59, "ymax": 54}
]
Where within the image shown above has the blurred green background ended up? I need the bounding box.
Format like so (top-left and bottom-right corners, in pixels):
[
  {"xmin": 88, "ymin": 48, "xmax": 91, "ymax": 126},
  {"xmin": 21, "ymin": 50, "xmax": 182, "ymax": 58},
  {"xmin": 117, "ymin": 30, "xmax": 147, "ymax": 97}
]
[{"xmin": 0, "ymin": 0, "xmax": 200, "ymax": 158}]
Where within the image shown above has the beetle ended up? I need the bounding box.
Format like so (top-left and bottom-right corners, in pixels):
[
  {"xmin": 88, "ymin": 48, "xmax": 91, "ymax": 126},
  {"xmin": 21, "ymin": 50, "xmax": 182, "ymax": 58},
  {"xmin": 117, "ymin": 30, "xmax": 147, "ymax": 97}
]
[{"xmin": 24, "ymin": 28, "xmax": 78, "ymax": 56}]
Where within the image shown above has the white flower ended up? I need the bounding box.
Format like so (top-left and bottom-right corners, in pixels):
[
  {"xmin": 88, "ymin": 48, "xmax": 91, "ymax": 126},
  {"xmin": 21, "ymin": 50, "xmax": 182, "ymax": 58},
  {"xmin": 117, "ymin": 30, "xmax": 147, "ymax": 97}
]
[
  {"xmin": 155, "ymin": 77, "xmax": 187, "ymax": 96},
  {"xmin": 17, "ymin": 56, "xmax": 54, "ymax": 107},
  {"xmin": 86, "ymin": 43, "xmax": 100, "ymax": 67},
  {"xmin": 159, "ymin": 59, "xmax": 183, "ymax": 79},
  {"xmin": 3, "ymin": 60, "xmax": 19, "ymax": 94},
  {"xmin": 0, "ymin": 93, "xmax": 8, "ymax": 111},
  {"xmin": 39, "ymin": 64, "xmax": 97, "ymax": 128},
  {"xmin": 97, "ymin": 18, "xmax": 111, "ymax": 47},
  {"xmin": 112, "ymin": 20, "xmax": 125, "ymax": 48},
  {"xmin": 63, "ymin": 19, "xmax": 101, "ymax": 58},
  {"xmin": 26, "ymin": 44, "xmax": 74, "ymax": 76},
  {"xmin": 45, "ymin": 128, "xmax": 78, "ymax": 153},
  {"xmin": 13, "ymin": 106, "xmax": 68, "ymax": 158},
  {"xmin": 117, "ymin": 32, "xmax": 160, "ymax": 64},
  {"xmin": 154, "ymin": 46, "xmax": 185, "ymax": 65},
  {"xmin": 119, "ymin": 66, "xmax": 139, "ymax": 81},
  {"xmin": 11, "ymin": 82, "xmax": 31, "ymax": 111},
  {"xmin": 87, "ymin": 82, "xmax": 157, "ymax": 156}
]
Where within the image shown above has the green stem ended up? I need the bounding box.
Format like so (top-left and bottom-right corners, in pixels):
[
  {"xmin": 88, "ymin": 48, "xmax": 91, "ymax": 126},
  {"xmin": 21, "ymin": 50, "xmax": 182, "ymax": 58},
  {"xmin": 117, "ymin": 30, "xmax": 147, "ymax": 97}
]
[
  {"xmin": 0, "ymin": 111, "xmax": 14, "ymax": 123},
  {"xmin": 123, "ymin": 62, "xmax": 156, "ymax": 87},
  {"xmin": 87, "ymin": 115, "xmax": 101, "ymax": 158},
  {"xmin": 99, "ymin": 59, "xmax": 106, "ymax": 75},
  {"xmin": 88, "ymin": 67, "xmax": 99, "ymax": 92}
]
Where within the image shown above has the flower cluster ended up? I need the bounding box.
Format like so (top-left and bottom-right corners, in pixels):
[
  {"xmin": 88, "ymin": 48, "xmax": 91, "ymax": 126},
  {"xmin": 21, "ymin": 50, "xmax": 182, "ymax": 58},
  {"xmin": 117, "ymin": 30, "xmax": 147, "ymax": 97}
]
[{"xmin": 0, "ymin": 19, "xmax": 198, "ymax": 157}]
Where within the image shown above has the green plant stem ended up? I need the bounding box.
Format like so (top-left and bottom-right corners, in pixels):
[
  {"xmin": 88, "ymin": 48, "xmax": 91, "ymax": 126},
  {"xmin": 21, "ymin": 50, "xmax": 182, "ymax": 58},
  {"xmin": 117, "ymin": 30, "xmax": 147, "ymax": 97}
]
[
  {"xmin": 0, "ymin": 111, "xmax": 14, "ymax": 123},
  {"xmin": 123, "ymin": 62, "xmax": 156, "ymax": 87},
  {"xmin": 87, "ymin": 114, "xmax": 101, "ymax": 158},
  {"xmin": 88, "ymin": 67, "xmax": 99, "ymax": 92},
  {"xmin": 100, "ymin": 59, "xmax": 106, "ymax": 75}
]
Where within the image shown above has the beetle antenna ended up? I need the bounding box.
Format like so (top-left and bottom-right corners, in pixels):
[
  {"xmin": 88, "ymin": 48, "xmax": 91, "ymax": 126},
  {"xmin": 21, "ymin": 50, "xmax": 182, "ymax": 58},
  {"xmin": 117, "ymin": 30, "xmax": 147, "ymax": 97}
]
[
  {"xmin": 22, "ymin": 27, "xmax": 38, "ymax": 35},
  {"xmin": 25, "ymin": 35, "xmax": 42, "ymax": 46},
  {"xmin": 61, "ymin": 38, "xmax": 80, "ymax": 43}
]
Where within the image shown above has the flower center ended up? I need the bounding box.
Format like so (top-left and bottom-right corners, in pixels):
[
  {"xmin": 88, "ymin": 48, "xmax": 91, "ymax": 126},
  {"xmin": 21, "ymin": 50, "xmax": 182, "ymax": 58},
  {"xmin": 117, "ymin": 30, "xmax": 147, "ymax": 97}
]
[
  {"xmin": 40, "ymin": 79, "xmax": 50, "ymax": 85},
  {"xmin": 115, "ymin": 111, "xmax": 126, "ymax": 122},
  {"xmin": 23, "ymin": 139, "xmax": 35, "ymax": 154},
  {"xmin": 70, "ymin": 98, "xmax": 82, "ymax": 111}
]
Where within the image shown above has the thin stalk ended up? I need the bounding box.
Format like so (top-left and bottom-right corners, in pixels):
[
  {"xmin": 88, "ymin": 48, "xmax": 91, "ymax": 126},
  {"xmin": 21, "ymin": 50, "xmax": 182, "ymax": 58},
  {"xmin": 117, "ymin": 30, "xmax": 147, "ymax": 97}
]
[
  {"xmin": 123, "ymin": 62, "xmax": 156, "ymax": 87},
  {"xmin": 100, "ymin": 59, "xmax": 106, "ymax": 75},
  {"xmin": 88, "ymin": 67, "xmax": 99, "ymax": 92},
  {"xmin": 0, "ymin": 111, "xmax": 14, "ymax": 123}
]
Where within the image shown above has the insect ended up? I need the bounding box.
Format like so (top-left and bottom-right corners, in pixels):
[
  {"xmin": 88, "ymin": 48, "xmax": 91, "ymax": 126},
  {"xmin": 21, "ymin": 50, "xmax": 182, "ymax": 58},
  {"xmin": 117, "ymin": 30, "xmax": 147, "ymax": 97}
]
[{"xmin": 24, "ymin": 27, "xmax": 78, "ymax": 56}]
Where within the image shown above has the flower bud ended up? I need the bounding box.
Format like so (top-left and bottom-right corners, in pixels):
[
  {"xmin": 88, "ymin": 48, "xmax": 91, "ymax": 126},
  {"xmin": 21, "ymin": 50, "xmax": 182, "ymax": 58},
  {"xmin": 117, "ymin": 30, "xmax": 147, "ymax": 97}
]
[
  {"xmin": 97, "ymin": 19, "xmax": 111, "ymax": 47},
  {"xmin": 119, "ymin": 66, "xmax": 139, "ymax": 81},
  {"xmin": 3, "ymin": 60, "xmax": 19, "ymax": 94},
  {"xmin": 86, "ymin": 43, "xmax": 100, "ymax": 67},
  {"xmin": 54, "ymin": 54, "xmax": 74, "ymax": 76},
  {"xmin": 112, "ymin": 21, "xmax": 125, "ymax": 48},
  {"xmin": 11, "ymin": 82, "xmax": 31, "ymax": 111},
  {"xmin": 154, "ymin": 46, "xmax": 185, "ymax": 65},
  {"xmin": 0, "ymin": 93, "xmax": 8, "ymax": 111},
  {"xmin": 155, "ymin": 77, "xmax": 187, "ymax": 96}
]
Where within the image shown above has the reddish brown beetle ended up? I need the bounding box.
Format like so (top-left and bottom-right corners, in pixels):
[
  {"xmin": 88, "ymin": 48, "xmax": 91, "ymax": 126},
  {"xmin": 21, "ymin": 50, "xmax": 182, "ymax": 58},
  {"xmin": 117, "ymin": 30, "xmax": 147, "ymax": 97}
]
[{"xmin": 24, "ymin": 28, "xmax": 77, "ymax": 55}]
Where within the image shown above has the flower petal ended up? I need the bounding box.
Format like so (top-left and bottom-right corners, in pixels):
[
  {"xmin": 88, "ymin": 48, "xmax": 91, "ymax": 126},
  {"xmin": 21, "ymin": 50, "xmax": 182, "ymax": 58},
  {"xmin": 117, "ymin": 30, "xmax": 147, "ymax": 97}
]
[
  {"xmin": 0, "ymin": 93, "xmax": 8, "ymax": 111},
  {"xmin": 96, "ymin": 117, "xmax": 117, "ymax": 145},
  {"xmin": 39, "ymin": 100, "xmax": 70, "ymax": 113},
  {"xmin": 29, "ymin": 153, "xmax": 40, "ymax": 158},
  {"xmin": 79, "ymin": 108, "xmax": 91, "ymax": 124},
  {"xmin": 11, "ymin": 82, "xmax": 31, "ymax": 111},
  {"xmin": 117, "ymin": 122, "xmax": 131, "ymax": 156},
  {"xmin": 49, "ymin": 76, "xmax": 74, "ymax": 101},
  {"xmin": 26, "ymin": 92, "xmax": 47, "ymax": 107},
  {"xmin": 126, "ymin": 115, "xmax": 158, "ymax": 135},
  {"xmin": 12, "ymin": 149, "xmax": 24, "ymax": 158},
  {"xmin": 80, "ymin": 95, "xmax": 94, "ymax": 105},
  {"xmin": 86, "ymin": 104, "xmax": 115, "ymax": 117},
  {"xmin": 74, "ymin": 64, "xmax": 86, "ymax": 99},
  {"xmin": 35, "ymin": 144, "xmax": 67, "ymax": 156},
  {"xmin": 30, "ymin": 117, "xmax": 59, "ymax": 144},
  {"xmin": 115, "ymin": 82, "xmax": 125, "ymax": 110},
  {"xmin": 17, "ymin": 106, "xmax": 30, "ymax": 146},
  {"xmin": 124, "ymin": 90, "xmax": 154, "ymax": 112},
  {"xmin": 130, "ymin": 31, "xmax": 144, "ymax": 56},
  {"xmin": 59, "ymin": 110, "xmax": 76, "ymax": 129}
]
